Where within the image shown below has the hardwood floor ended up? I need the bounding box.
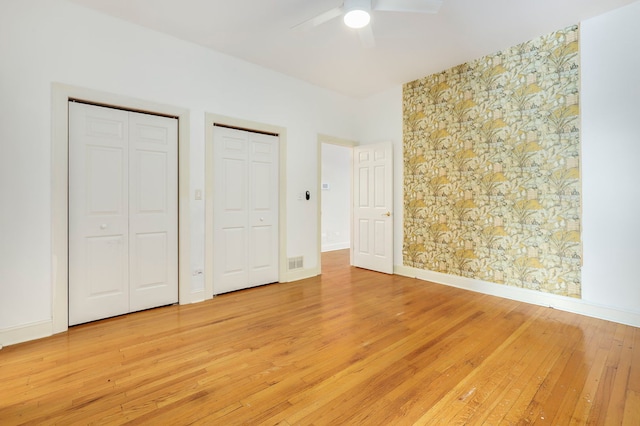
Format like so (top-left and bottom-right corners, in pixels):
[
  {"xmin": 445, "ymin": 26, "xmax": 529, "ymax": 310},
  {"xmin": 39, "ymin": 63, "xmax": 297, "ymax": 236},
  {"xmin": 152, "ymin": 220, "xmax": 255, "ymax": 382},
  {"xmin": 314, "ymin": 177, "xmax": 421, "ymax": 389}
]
[{"xmin": 1, "ymin": 249, "xmax": 638, "ymax": 425}]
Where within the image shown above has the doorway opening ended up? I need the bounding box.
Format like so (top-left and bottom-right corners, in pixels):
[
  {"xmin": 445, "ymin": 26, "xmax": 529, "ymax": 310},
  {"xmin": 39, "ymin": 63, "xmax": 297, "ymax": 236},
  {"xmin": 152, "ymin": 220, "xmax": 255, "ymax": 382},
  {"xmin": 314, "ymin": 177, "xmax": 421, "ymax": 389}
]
[
  {"xmin": 321, "ymin": 143, "xmax": 352, "ymax": 258},
  {"xmin": 317, "ymin": 135, "xmax": 357, "ymax": 272}
]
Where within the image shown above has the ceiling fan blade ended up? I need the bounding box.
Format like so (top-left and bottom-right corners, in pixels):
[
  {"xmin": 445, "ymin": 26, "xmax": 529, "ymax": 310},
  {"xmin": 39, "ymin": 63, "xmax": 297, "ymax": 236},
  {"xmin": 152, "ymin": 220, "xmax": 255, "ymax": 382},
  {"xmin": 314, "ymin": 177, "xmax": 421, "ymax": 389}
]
[
  {"xmin": 373, "ymin": 0, "xmax": 443, "ymax": 13},
  {"xmin": 357, "ymin": 25, "xmax": 376, "ymax": 49},
  {"xmin": 291, "ymin": 6, "xmax": 344, "ymax": 31}
]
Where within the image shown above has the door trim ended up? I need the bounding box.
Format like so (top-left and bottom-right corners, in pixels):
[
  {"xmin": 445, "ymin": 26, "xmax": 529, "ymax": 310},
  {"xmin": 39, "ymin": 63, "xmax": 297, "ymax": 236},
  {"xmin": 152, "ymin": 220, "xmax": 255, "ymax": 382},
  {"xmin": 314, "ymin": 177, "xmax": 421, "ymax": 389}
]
[
  {"xmin": 204, "ymin": 113, "xmax": 287, "ymax": 296},
  {"xmin": 52, "ymin": 83, "xmax": 191, "ymax": 334},
  {"xmin": 316, "ymin": 134, "xmax": 358, "ymax": 274}
]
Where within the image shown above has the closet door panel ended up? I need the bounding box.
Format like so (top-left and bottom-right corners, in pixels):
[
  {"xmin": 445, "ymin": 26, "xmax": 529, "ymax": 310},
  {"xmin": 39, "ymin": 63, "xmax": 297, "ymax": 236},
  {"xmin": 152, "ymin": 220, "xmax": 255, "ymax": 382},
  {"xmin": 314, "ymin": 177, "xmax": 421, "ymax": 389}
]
[
  {"xmin": 69, "ymin": 102, "xmax": 130, "ymax": 326},
  {"xmin": 128, "ymin": 111, "xmax": 178, "ymax": 312}
]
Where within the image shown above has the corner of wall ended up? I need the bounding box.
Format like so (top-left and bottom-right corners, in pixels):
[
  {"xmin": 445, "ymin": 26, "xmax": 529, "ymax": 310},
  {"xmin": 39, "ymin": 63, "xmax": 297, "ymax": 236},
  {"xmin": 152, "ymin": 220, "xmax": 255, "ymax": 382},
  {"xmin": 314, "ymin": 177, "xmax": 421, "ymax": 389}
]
[{"xmin": 285, "ymin": 266, "xmax": 321, "ymax": 283}]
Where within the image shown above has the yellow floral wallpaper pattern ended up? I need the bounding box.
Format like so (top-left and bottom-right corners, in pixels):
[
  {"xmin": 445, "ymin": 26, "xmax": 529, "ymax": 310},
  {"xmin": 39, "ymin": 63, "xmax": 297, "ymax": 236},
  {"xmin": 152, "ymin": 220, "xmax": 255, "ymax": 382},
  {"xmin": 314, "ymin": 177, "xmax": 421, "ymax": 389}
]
[{"xmin": 403, "ymin": 25, "xmax": 581, "ymax": 297}]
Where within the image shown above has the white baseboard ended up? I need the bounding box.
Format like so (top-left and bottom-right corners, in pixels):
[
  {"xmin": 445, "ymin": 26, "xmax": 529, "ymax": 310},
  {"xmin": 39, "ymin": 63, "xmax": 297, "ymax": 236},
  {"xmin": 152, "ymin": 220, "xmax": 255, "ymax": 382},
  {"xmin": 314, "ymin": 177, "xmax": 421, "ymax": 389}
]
[
  {"xmin": 321, "ymin": 242, "xmax": 350, "ymax": 252},
  {"xmin": 395, "ymin": 265, "xmax": 640, "ymax": 328},
  {"xmin": 285, "ymin": 267, "xmax": 320, "ymax": 283},
  {"xmin": 0, "ymin": 267, "xmax": 318, "ymax": 348},
  {"xmin": 0, "ymin": 320, "xmax": 53, "ymax": 347}
]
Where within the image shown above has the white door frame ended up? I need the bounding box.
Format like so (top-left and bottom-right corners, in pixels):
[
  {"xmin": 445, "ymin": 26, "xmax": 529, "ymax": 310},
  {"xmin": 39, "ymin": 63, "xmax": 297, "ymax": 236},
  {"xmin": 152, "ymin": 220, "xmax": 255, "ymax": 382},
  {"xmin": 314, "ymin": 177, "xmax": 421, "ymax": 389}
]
[
  {"xmin": 51, "ymin": 83, "xmax": 191, "ymax": 334},
  {"xmin": 204, "ymin": 113, "xmax": 288, "ymax": 295},
  {"xmin": 316, "ymin": 134, "xmax": 358, "ymax": 274}
]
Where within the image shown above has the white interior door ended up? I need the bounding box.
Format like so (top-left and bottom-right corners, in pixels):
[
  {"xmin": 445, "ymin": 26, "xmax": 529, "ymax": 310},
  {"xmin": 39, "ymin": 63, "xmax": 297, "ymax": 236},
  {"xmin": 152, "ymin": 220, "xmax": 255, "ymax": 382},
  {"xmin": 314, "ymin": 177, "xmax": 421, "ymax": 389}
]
[
  {"xmin": 69, "ymin": 102, "xmax": 177, "ymax": 326},
  {"xmin": 353, "ymin": 142, "xmax": 394, "ymax": 274},
  {"xmin": 213, "ymin": 126, "xmax": 279, "ymax": 294}
]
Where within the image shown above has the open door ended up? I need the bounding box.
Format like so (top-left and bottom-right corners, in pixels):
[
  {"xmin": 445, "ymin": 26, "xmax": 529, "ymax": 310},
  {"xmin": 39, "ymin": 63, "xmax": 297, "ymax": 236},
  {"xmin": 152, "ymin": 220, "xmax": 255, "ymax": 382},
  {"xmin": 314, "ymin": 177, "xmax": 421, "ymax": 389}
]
[{"xmin": 352, "ymin": 142, "xmax": 393, "ymax": 274}]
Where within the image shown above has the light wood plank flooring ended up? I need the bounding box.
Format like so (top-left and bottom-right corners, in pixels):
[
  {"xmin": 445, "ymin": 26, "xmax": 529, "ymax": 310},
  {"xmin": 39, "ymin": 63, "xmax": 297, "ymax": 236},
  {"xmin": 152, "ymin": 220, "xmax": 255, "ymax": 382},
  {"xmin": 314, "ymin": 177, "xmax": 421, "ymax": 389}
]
[{"xmin": 1, "ymin": 249, "xmax": 639, "ymax": 425}]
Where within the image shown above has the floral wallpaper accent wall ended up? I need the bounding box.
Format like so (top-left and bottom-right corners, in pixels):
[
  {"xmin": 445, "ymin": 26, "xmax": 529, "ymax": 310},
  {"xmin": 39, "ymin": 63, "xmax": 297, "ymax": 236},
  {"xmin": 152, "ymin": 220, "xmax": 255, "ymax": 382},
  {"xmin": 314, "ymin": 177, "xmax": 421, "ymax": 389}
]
[{"xmin": 403, "ymin": 25, "xmax": 581, "ymax": 297}]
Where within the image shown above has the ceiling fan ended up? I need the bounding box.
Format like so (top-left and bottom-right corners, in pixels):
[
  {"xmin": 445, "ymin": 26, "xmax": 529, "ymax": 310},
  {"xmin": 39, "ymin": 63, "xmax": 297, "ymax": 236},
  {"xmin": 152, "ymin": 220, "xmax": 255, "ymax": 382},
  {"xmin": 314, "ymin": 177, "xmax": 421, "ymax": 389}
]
[{"xmin": 292, "ymin": 0, "xmax": 444, "ymax": 48}]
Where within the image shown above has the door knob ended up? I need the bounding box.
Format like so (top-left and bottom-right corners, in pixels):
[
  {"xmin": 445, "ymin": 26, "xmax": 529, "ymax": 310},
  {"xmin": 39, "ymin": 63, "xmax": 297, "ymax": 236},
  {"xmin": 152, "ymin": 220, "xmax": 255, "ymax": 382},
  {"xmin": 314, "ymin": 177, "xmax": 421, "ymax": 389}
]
[{"xmin": 382, "ymin": 211, "xmax": 391, "ymax": 217}]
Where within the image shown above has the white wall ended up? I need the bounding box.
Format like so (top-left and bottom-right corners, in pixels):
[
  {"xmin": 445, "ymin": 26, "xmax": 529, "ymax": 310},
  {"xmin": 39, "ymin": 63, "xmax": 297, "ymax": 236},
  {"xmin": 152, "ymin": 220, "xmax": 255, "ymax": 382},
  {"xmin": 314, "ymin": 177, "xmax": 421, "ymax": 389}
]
[
  {"xmin": 0, "ymin": 0, "xmax": 358, "ymax": 334},
  {"xmin": 321, "ymin": 144, "xmax": 351, "ymax": 252},
  {"xmin": 581, "ymin": 1, "xmax": 640, "ymax": 314}
]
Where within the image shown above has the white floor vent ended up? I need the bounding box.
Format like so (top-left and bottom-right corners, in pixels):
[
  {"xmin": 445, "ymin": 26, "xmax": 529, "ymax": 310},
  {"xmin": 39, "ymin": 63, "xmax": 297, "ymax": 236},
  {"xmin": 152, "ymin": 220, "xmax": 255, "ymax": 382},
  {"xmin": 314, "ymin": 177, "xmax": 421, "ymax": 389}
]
[{"xmin": 288, "ymin": 256, "xmax": 304, "ymax": 270}]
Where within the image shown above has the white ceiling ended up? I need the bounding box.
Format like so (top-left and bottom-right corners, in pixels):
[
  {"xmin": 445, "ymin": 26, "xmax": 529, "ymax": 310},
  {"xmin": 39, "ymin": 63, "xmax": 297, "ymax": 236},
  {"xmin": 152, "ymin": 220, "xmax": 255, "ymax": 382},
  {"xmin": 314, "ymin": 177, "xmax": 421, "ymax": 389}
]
[{"xmin": 69, "ymin": 0, "xmax": 636, "ymax": 98}]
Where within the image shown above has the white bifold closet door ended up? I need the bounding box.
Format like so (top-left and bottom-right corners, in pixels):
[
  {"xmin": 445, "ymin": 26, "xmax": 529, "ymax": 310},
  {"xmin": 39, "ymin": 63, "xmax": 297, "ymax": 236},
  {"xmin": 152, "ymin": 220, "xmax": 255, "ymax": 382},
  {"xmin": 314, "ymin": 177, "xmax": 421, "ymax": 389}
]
[
  {"xmin": 69, "ymin": 102, "xmax": 178, "ymax": 326},
  {"xmin": 213, "ymin": 126, "xmax": 279, "ymax": 294}
]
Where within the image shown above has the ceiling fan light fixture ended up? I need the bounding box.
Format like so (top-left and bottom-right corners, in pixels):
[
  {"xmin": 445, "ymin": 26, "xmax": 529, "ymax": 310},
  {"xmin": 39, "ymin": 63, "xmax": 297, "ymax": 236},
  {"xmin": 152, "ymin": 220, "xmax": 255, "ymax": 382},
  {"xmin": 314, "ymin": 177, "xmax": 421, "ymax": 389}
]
[
  {"xmin": 344, "ymin": 9, "xmax": 370, "ymax": 29},
  {"xmin": 343, "ymin": 0, "xmax": 371, "ymax": 29}
]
